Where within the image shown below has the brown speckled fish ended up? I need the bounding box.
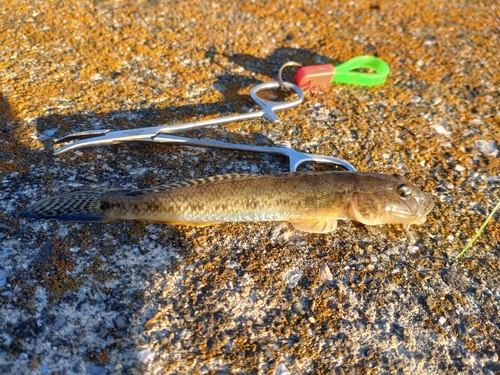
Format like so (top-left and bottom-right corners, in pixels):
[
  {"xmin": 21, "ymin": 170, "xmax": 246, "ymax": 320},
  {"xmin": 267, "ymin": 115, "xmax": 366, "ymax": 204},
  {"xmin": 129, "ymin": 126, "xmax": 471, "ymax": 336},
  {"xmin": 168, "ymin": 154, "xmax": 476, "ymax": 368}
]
[{"xmin": 20, "ymin": 172, "xmax": 433, "ymax": 233}]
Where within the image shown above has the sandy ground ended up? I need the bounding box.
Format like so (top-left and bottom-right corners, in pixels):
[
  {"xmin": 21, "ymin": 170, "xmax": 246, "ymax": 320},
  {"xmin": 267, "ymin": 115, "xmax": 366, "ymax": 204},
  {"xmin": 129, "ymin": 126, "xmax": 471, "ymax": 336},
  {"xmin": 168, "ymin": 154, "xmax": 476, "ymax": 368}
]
[{"xmin": 1, "ymin": 0, "xmax": 499, "ymax": 374}]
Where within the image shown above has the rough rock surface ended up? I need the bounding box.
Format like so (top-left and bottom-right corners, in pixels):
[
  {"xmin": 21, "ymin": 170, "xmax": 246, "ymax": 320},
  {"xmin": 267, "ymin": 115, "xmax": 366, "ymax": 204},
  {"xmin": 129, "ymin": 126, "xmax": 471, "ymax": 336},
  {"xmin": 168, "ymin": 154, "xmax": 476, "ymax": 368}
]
[{"xmin": 1, "ymin": 1, "xmax": 499, "ymax": 374}]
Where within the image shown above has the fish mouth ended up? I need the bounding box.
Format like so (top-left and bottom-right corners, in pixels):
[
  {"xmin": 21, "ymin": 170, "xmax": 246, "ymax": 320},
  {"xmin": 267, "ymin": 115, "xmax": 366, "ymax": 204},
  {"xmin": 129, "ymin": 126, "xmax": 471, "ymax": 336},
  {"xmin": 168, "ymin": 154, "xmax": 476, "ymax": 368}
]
[
  {"xmin": 422, "ymin": 199, "xmax": 435, "ymax": 216},
  {"xmin": 350, "ymin": 190, "xmax": 434, "ymax": 226},
  {"xmin": 405, "ymin": 198, "xmax": 435, "ymax": 225},
  {"xmin": 383, "ymin": 195, "xmax": 434, "ymax": 225}
]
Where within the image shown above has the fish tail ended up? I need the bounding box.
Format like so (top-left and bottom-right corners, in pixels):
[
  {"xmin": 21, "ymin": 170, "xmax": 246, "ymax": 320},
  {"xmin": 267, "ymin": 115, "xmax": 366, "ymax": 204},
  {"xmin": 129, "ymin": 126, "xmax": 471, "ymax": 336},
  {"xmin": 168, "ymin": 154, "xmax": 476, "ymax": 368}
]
[{"xmin": 20, "ymin": 188, "xmax": 119, "ymax": 222}]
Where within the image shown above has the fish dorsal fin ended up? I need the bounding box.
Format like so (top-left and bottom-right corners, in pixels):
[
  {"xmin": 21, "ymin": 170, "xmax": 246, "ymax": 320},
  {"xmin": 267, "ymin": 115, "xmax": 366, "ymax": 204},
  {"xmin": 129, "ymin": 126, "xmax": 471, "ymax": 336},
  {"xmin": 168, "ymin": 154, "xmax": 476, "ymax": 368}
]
[
  {"xmin": 127, "ymin": 174, "xmax": 255, "ymax": 195},
  {"xmin": 77, "ymin": 187, "xmax": 123, "ymax": 194},
  {"xmin": 289, "ymin": 220, "xmax": 338, "ymax": 233}
]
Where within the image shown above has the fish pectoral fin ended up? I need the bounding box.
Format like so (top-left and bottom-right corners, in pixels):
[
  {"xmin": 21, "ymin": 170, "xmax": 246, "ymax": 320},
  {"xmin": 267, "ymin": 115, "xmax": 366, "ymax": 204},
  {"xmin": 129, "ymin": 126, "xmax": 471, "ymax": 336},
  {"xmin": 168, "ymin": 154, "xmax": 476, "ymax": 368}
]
[{"xmin": 289, "ymin": 220, "xmax": 338, "ymax": 233}]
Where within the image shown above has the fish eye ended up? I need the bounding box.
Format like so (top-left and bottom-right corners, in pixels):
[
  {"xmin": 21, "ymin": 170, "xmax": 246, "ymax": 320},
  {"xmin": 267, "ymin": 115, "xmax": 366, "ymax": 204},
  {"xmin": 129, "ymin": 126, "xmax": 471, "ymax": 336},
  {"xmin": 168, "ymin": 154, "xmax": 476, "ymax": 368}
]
[{"xmin": 397, "ymin": 184, "xmax": 413, "ymax": 198}]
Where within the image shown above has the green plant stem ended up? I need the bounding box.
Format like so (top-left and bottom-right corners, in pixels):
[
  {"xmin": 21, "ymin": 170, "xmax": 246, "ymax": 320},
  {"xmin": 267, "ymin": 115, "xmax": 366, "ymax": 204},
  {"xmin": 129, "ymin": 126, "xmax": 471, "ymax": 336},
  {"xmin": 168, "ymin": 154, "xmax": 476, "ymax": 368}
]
[{"xmin": 455, "ymin": 199, "xmax": 500, "ymax": 260}]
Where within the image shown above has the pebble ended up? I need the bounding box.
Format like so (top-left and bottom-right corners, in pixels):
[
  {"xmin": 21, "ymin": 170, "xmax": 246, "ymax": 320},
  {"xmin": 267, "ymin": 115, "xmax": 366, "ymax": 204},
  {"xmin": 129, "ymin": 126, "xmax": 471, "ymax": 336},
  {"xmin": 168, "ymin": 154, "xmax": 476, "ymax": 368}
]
[
  {"xmin": 136, "ymin": 349, "xmax": 155, "ymax": 363},
  {"xmin": 409, "ymin": 95, "xmax": 422, "ymax": 103},
  {"xmin": 0, "ymin": 270, "xmax": 6, "ymax": 287},
  {"xmin": 282, "ymin": 269, "xmax": 303, "ymax": 289},
  {"xmin": 116, "ymin": 316, "xmax": 128, "ymax": 329},
  {"xmin": 434, "ymin": 124, "xmax": 451, "ymax": 135},
  {"xmin": 264, "ymin": 349, "xmax": 274, "ymax": 359},
  {"xmin": 19, "ymin": 353, "xmax": 28, "ymax": 360},
  {"xmin": 473, "ymin": 140, "xmax": 498, "ymax": 157},
  {"xmin": 52, "ymin": 316, "xmax": 66, "ymax": 330},
  {"xmin": 276, "ymin": 363, "xmax": 291, "ymax": 375},
  {"xmin": 439, "ymin": 316, "xmax": 447, "ymax": 325},
  {"xmin": 183, "ymin": 314, "xmax": 195, "ymax": 322},
  {"xmin": 39, "ymin": 128, "xmax": 57, "ymax": 140},
  {"xmin": 99, "ymin": 327, "xmax": 108, "ymax": 338},
  {"xmin": 426, "ymin": 296, "xmax": 437, "ymax": 309},
  {"xmin": 407, "ymin": 246, "xmax": 420, "ymax": 255},
  {"xmin": 292, "ymin": 301, "xmax": 306, "ymax": 315},
  {"xmin": 318, "ymin": 263, "xmax": 334, "ymax": 285},
  {"xmin": 85, "ymin": 364, "xmax": 106, "ymax": 375}
]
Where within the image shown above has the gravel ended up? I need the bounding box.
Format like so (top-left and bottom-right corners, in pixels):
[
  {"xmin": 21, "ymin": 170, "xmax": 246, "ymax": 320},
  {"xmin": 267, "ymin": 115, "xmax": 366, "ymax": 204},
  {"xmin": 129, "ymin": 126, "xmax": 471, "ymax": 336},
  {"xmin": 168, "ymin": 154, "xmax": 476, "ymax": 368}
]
[{"xmin": 1, "ymin": 0, "xmax": 499, "ymax": 374}]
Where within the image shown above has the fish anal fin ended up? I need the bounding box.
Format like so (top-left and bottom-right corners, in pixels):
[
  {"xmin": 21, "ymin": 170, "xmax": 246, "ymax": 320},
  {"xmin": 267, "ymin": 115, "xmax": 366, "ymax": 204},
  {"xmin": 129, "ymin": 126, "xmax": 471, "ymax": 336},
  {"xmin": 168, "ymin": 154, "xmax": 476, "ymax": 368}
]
[
  {"xmin": 151, "ymin": 219, "xmax": 222, "ymax": 227},
  {"xmin": 289, "ymin": 220, "xmax": 338, "ymax": 233}
]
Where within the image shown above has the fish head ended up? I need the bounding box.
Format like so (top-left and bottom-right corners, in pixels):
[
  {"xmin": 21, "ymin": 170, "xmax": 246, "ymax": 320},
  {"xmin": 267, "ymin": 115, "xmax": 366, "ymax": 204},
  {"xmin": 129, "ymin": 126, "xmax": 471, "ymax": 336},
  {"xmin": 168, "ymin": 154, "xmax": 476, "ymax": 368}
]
[{"xmin": 349, "ymin": 174, "xmax": 434, "ymax": 226}]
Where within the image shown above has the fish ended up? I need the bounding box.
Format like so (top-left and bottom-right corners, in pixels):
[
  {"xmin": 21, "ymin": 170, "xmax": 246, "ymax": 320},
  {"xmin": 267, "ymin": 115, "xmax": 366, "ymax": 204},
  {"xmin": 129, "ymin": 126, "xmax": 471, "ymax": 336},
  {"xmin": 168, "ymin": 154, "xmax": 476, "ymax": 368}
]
[{"xmin": 20, "ymin": 172, "xmax": 434, "ymax": 233}]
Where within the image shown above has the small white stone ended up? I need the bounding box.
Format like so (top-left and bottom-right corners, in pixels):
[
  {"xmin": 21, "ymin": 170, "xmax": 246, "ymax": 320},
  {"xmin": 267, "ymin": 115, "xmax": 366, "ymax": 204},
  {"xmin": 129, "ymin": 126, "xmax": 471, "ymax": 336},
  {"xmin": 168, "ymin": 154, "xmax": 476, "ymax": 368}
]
[
  {"xmin": 474, "ymin": 140, "xmax": 498, "ymax": 157},
  {"xmin": 292, "ymin": 301, "xmax": 306, "ymax": 315},
  {"xmin": 439, "ymin": 316, "xmax": 447, "ymax": 325},
  {"xmin": 19, "ymin": 353, "xmax": 28, "ymax": 360},
  {"xmin": 227, "ymin": 261, "xmax": 240, "ymax": 269},
  {"xmin": 407, "ymin": 246, "xmax": 419, "ymax": 255},
  {"xmin": 276, "ymin": 363, "xmax": 291, "ymax": 375},
  {"xmin": 136, "ymin": 349, "xmax": 155, "ymax": 363},
  {"xmin": 318, "ymin": 263, "xmax": 334, "ymax": 284},
  {"xmin": 283, "ymin": 269, "xmax": 303, "ymax": 289},
  {"xmin": 434, "ymin": 124, "xmax": 451, "ymax": 135},
  {"xmin": 91, "ymin": 73, "xmax": 104, "ymax": 81},
  {"xmin": 455, "ymin": 165, "xmax": 465, "ymax": 172}
]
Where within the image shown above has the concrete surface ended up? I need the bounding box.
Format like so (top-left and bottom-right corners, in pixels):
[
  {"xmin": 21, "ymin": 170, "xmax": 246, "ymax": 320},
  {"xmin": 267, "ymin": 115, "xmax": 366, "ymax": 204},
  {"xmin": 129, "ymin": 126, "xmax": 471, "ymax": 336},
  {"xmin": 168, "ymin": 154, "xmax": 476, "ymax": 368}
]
[{"xmin": 1, "ymin": 0, "xmax": 499, "ymax": 374}]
